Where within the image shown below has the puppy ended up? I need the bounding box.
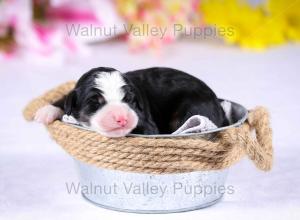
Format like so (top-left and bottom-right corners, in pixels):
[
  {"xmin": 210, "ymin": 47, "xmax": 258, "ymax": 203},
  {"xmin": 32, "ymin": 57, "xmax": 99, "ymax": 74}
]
[{"xmin": 35, "ymin": 67, "xmax": 227, "ymax": 137}]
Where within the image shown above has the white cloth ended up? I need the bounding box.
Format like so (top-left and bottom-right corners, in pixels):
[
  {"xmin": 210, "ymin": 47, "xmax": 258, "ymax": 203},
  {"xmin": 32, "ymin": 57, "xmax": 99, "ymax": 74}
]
[
  {"xmin": 62, "ymin": 114, "xmax": 81, "ymax": 126},
  {"xmin": 171, "ymin": 115, "xmax": 217, "ymax": 135}
]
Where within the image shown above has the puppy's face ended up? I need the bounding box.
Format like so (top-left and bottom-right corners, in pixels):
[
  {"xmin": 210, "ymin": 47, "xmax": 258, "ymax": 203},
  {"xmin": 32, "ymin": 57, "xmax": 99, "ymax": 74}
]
[{"xmin": 66, "ymin": 68, "xmax": 138, "ymax": 137}]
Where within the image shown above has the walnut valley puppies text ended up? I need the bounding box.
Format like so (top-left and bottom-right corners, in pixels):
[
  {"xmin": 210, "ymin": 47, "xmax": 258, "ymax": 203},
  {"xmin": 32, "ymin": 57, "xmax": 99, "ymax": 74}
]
[
  {"xmin": 65, "ymin": 181, "xmax": 235, "ymax": 198},
  {"xmin": 66, "ymin": 23, "xmax": 235, "ymax": 40}
]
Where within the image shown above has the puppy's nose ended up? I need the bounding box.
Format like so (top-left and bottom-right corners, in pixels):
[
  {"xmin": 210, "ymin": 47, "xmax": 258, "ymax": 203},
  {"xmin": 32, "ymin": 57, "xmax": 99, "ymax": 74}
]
[{"xmin": 115, "ymin": 116, "xmax": 128, "ymax": 127}]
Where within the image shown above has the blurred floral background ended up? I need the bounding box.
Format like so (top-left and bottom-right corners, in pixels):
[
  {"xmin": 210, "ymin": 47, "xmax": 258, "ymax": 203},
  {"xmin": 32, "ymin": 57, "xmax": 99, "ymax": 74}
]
[{"xmin": 1, "ymin": 0, "xmax": 299, "ymax": 60}]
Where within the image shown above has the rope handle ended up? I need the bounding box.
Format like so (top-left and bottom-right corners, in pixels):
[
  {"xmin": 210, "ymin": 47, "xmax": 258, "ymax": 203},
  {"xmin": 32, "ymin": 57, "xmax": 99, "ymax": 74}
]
[{"xmin": 232, "ymin": 107, "xmax": 273, "ymax": 171}]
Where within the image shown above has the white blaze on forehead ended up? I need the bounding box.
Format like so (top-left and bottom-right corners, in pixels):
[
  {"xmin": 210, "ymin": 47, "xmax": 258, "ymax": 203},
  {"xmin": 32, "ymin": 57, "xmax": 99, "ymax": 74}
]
[{"xmin": 94, "ymin": 71, "xmax": 126, "ymax": 102}]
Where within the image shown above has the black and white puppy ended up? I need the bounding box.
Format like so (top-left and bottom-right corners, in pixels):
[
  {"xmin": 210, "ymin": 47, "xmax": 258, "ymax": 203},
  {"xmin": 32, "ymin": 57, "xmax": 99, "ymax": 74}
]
[{"xmin": 35, "ymin": 67, "xmax": 227, "ymax": 137}]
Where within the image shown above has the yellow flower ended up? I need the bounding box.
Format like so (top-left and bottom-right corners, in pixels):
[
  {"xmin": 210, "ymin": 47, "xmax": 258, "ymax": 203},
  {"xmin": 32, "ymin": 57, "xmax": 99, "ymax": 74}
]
[
  {"xmin": 268, "ymin": 0, "xmax": 300, "ymax": 41},
  {"xmin": 201, "ymin": 0, "xmax": 287, "ymax": 49}
]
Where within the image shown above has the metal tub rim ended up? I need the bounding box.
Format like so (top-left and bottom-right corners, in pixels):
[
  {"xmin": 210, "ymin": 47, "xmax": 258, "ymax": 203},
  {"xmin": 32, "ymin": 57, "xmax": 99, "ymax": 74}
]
[{"xmin": 68, "ymin": 99, "xmax": 248, "ymax": 138}]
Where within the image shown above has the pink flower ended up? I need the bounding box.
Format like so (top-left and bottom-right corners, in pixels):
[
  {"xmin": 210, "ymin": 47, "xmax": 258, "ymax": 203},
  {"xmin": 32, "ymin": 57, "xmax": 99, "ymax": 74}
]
[{"xmin": 1, "ymin": 0, "xmax": 124, "ymax": 60}]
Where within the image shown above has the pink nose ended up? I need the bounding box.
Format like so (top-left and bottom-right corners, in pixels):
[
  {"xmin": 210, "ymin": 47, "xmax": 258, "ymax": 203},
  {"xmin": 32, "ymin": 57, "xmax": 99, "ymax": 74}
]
[{"xmin": 115, "ymin": 116, "xmax": 128, "ymax": 127}]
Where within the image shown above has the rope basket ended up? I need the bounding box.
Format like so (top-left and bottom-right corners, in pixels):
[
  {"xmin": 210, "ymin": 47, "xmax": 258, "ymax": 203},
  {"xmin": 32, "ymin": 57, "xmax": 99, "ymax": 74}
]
[{"xmin": 23, "ymin": 81, "xmax": 273, "ymax": 174}]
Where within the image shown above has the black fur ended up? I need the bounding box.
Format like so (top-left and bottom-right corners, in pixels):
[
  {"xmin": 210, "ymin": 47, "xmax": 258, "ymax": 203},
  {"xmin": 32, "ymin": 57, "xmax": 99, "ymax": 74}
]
[{"xmin": 54, "ymin": 67, "xmax": 228, "ymax": 134}]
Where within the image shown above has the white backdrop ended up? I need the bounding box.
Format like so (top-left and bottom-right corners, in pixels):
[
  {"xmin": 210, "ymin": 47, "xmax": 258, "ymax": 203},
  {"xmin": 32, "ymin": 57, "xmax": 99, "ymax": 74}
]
[{"xmin": 0, "ymin": 41, "xmax": 299, "ymax": 220}]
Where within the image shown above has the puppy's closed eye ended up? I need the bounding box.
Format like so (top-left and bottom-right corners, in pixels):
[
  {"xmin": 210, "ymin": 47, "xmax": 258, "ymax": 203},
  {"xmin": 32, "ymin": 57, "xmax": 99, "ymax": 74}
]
[
  {"xmin": 123, "ymin": 93, "xmax": 144, "ymax": 112},
  {"xmin": 123, "ymin": 93, "xmax": 135, "ymax": 103},
  {"xmin": 88, "ymin": 95, "xmax": 104, "ymax": 105},
  {"xmin": 98, "ymin": 96, "xmax": 105, "ymax": 105}
]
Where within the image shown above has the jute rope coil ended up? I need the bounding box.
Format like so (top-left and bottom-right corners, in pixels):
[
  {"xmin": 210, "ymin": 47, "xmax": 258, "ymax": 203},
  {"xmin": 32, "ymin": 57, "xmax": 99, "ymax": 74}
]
[{"xmin": 23, "ymin": 81, "xmax": 273, "ymax": 174}]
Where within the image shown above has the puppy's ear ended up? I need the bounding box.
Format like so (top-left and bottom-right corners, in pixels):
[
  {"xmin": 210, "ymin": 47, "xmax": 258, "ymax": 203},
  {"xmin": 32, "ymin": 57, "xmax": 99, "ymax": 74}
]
[{"xmin": 64, "ymin": 90, "xmax": 77, "ymax": 115}]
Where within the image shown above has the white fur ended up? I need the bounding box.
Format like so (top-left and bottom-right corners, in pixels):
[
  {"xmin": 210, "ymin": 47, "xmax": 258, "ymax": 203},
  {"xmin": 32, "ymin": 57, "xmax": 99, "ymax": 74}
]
[
  {"xmin": 94, "ymin": 71, "xmax": 126, "ymax": 103},
  {"xmin": 221, "ymin": 100, "xmax": 232, "ymax": 124},
  {"xmin": 89, "ymin": 102, "xmax": 138, "ymax": 137},
  {"xmin": 34, "ymin": 105, "xmax": 64, "ymax": 124},
  {"xmin": 92, "ymin": 72, "xmax": 138, "ymax": 137}
]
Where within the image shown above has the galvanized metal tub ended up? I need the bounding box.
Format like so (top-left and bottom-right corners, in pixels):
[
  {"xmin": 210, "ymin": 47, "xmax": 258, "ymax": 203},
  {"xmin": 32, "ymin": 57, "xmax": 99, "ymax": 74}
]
[{"xmin": 73, "ymin": 100, "xmax": 248, "ymax": 213}]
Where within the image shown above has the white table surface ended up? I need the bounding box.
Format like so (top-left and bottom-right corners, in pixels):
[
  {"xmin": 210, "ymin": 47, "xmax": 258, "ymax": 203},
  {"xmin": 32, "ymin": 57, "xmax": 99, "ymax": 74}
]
[{"xmin": 0, "ymin": 41, "xmax": 299, "ymax": 220}]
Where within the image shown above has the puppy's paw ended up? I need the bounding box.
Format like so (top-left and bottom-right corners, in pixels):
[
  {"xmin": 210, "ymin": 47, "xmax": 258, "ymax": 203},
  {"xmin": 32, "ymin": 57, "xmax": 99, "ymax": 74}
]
[{"xmin": 34, "ymin": 105, "xmax": 64, "ymax": 125}]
